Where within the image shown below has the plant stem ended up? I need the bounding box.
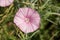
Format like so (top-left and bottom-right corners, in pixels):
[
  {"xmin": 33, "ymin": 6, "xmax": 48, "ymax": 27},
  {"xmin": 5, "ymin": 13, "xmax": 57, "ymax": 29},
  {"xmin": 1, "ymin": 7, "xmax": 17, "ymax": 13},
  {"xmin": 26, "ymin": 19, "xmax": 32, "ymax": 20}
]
[{"xmin": 29, "ymin": 30, "xmax": 40, "ymax": 39}]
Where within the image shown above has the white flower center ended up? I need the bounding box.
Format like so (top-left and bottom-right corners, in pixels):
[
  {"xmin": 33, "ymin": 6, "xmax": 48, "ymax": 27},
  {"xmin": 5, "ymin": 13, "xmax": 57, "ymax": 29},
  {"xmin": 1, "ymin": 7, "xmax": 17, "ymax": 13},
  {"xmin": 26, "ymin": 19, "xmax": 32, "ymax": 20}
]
[{"xmin": 25, "ymin": 18, "xmax": 30, "ymax": 23}]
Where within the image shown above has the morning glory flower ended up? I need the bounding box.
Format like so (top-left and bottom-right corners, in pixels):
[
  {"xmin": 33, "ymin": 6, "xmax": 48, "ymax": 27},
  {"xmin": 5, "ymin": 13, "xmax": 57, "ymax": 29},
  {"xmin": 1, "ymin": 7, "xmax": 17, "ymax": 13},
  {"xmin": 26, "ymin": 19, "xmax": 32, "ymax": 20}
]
[
  {"xmin": 0, "ymin": 0, "xmax": 14, "ymax": 7},
  {"xmin": 14, "ymin": 8, "xmax": 40, "ymax": 33}
]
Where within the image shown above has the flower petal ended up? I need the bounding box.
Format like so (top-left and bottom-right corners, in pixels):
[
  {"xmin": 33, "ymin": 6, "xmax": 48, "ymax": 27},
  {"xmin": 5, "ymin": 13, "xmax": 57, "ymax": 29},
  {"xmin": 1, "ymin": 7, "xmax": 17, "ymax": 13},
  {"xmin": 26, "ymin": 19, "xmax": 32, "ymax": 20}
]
[{"xmin": 0, "ymin": 0, "xmax": 14, "ymax": 7}]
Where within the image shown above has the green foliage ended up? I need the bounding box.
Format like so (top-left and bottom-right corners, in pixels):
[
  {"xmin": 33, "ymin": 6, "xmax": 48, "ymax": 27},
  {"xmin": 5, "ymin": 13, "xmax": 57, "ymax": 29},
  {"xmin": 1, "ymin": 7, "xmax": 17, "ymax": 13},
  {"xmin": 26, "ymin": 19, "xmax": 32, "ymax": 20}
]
[{"xmin": 0, "ymin": 0, "xmax": 60, "ymax": 40}]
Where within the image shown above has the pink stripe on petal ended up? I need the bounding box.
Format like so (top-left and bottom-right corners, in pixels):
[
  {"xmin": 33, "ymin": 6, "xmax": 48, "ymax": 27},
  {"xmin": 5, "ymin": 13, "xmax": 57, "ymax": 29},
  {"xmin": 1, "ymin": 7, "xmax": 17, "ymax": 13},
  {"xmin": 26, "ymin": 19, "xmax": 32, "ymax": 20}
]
[
  {"xmin": 16, "ymin": 10, "xmax": 25, "ymax": 19},
  {"xmin": 31, "ymin": 11, "xmax": 40, "ymax": 18},
  {"xmin": 31, "ymin": 23, "xmax": 39, "ymax": 31},
  {"xmin": 25, "ymin": 23, "xmax": 34, "ymax": 33},
  {"xmin": 14, "ymin": 16, "xmax": 25, "ymax": 25},
  {"xmin": 32, "ymin": 19, "xmax": 40, "ymax": 26},
  {"xmin": 27, "ymin": 8, "xmax": 35, "ymax": 17},
  {"xmin": 18, "ymin": 21, "xmax": 29, "ymax": 33},
  {"xmin": 20, "ymin": 8, "xmax": 29, "ymax": 17}
]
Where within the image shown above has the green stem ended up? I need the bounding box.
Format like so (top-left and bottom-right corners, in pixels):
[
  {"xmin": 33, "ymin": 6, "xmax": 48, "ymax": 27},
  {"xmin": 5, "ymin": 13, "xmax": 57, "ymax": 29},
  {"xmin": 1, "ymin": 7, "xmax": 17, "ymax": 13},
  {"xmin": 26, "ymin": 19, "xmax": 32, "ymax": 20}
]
[
  {"xmin": 29, "ymin": 30, "xmax": 40, "ymax": 39},
  {"xmin": 49, "ymin": 31, "xmax": 59, "ymax": 40},
  {"xmin": 25, "ymin": 34, "xmax": 28, "ymax": 40},
  {"xmin": 40, "ymin": 0, "xmax": 50, "ymax": 10}
]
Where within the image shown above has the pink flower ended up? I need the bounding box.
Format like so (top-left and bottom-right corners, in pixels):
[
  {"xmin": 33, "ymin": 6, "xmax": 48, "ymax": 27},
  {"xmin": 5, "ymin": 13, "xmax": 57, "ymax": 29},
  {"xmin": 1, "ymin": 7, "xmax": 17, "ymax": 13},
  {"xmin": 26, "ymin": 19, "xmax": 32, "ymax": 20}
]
[
  {"xmin": 14, "ymin": 8, "xmax": 40, "ymax": 33},
  {"xmin": 0, "ymin": 0, "xmax": 14, "ymax": 7}
]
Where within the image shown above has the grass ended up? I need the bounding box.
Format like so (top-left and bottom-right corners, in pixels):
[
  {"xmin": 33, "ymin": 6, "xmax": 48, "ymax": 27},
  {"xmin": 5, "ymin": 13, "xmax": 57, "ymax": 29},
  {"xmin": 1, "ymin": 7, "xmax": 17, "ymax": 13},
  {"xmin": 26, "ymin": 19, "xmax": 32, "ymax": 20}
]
[{"xmin": 0, "ymin": 0, "xmax": 60, "ymax": 40}]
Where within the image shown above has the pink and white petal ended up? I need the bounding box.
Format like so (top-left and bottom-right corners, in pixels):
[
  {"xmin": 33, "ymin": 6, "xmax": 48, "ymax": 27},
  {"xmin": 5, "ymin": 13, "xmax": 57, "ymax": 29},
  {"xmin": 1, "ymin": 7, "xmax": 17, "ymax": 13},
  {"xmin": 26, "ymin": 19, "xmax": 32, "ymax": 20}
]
[
  {"xmin": 31, "ymin": 11, "xmax": 40, "ymax": 19},
  {"xmin": 0, "ymin": 0, "xmax": 5, "ymax": 7},
  {"xmin": 5, "ymin": 0, "xmax": 10, "ymax": 6},
  {"xmin": 18, "ymin": 21, "xmax": 30, "ymax": 33},
  {"xmin": 14, "ymin": 16, "xmax": 28, "ymax": 32},
  {"xmin": 27, "ymin": 8, "xmax": 35, "ymax": 17},
  {"xmin": 16, "ymin": 9, "xmax": 25, "ymax": 20},
  {"xmin": 31, "ymin": 12, "xmax": 40, "ymax": 24},
  {"xmin": 25, "ymin": 22, "xmax": 34, "ymax": 33},
  {"xmin": 5, "ymin": 0, "xmax": 14, "ymax": 6},
  {"xmin": 31, "ymin": 23, "xmax": 39, "ymax": 31},
  {"xmin": 14, "ymin": 16, "xmax": 24, "ymax": 26},
  {"xmin": 31, "ymin": 13, "xmax": 40, "ymax": 26},
  {"xmin": 19, "ymin": 8, "xmax": 29, "ymax": 17},
  {"xmin": 32, "ymin": 19, "xmax": 40, "ymax": 26},
  {"xmin": 0, "ymin": 0, "xmax": 14, "ymax": 7},
  {"xmin": 18, "ymin": 23, "xmax": 27, "ymax": 33}
]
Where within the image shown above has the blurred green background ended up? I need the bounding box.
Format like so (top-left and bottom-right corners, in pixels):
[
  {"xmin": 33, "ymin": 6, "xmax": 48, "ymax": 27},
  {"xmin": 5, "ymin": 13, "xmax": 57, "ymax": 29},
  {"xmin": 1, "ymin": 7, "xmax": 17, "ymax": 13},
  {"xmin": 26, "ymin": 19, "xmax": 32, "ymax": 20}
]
[{"xmin": 0, "ymin": 0, "xmax": 60, "ymax": 40}]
